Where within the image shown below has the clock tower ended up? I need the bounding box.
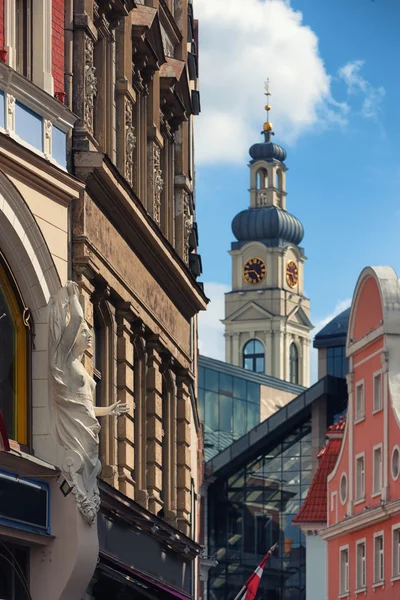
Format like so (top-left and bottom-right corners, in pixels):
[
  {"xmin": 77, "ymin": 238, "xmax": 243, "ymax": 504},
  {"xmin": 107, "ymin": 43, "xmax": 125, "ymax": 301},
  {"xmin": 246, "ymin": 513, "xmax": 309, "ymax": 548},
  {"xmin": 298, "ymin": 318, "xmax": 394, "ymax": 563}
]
[{"xmin": 224, "ymin": 87, "xmax": 312, "ymax": 386}]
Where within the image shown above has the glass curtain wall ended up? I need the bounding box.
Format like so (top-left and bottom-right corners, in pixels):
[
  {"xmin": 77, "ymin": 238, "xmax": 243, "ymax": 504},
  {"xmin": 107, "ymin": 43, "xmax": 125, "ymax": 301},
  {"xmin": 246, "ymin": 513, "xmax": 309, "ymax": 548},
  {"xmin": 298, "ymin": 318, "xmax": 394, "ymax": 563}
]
[
  {"xmin": 198, "ymin": 366, "xmax": 260, "ymax": 461},
  {"xmin": 326, "ymin": 346, "xmax": 348, "ymax": 379},
  {"xmin": 208, "ymin": 420, "xmax": 312, "ymax": 600}
]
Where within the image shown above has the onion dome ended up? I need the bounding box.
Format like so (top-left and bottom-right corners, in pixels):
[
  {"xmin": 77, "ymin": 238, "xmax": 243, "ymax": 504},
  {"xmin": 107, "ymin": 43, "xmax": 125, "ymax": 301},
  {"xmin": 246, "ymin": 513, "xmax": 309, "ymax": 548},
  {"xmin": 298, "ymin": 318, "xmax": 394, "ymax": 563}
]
[
  {"xmin": 249, "ymin": 139, "xmax": 287, "ymax": 163},
  {"xmin": 232, "ymin": 206, "xmax": 304, "ymax": 246},
  {"xmin": 249, "ymin": 80, "xmax": 287, "ymax": 163}
]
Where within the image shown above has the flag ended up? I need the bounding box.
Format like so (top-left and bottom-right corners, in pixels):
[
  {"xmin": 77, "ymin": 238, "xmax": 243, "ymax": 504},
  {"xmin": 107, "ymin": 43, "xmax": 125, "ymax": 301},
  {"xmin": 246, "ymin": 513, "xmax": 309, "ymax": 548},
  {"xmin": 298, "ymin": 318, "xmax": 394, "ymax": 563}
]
[
  {"xmin": 237, "ymin": 543, "xmax": 278, "ymax": 600},
  {"xmin": 0, "ymin": 413, "xmax": 10, "ymax": 452}
]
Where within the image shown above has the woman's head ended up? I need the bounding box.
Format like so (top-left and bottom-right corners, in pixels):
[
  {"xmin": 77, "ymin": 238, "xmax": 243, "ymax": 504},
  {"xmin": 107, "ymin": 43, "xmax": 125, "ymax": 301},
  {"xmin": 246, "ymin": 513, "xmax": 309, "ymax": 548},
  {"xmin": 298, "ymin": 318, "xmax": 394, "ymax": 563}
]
[{"xmin": 72, "ymin": 320, "xmax": 92, "ymax": 357}]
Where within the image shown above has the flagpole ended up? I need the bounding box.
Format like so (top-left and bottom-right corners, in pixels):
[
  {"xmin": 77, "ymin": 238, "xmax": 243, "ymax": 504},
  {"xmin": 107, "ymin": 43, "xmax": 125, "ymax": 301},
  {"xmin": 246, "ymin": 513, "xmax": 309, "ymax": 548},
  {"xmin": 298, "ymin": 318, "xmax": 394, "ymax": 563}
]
[{"xmin": 232, "ymin": 543, "xmax": 278, "ymax": 600}]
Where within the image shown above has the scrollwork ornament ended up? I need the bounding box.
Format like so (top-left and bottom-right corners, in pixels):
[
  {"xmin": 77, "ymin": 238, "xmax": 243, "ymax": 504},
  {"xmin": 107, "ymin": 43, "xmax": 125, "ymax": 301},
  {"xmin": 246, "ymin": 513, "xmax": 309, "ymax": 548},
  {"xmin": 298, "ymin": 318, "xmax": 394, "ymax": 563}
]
[
  {"xmin": 183, "ymin": 193, "xmax": 193, "ymax": 263},
  {"xmin": 152, "ymin": 146, "xmax": 163, "ymax": 225},
  {"xmin": 125, "ymin": 99, "xmax": 136, "ymax": 183},
  {"xmin": 84, "ymin": 36, "xmax": 97, "ymax": 132}
]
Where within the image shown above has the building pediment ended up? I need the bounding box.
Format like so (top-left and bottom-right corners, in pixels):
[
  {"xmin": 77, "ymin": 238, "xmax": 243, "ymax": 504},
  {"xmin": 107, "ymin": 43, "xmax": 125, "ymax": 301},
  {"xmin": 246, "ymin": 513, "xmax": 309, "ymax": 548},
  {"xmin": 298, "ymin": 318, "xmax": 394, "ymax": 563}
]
[
  {"xmin": 224, "ymin": 301, "xmax": 274, "ymax": 324},
  {"xmin": 287, "ymin": 305, "xmax": 313, "ymax": 329}
]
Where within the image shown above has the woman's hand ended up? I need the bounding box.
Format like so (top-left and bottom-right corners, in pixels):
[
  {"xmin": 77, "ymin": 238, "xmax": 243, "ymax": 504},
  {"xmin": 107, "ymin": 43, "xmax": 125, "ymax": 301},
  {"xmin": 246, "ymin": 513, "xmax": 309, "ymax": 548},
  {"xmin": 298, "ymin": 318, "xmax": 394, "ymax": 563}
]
[{"xmin": 108, "ymin": 401, "xmax": 129, "ymax": 417}]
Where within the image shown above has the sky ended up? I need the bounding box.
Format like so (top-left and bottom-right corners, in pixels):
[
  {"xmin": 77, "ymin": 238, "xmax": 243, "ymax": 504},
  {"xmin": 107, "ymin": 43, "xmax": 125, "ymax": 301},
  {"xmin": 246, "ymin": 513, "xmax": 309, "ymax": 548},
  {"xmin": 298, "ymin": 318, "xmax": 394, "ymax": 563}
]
[{"xmin": 194, "ymin": 0, "xmax": 400, "ymax": 383}]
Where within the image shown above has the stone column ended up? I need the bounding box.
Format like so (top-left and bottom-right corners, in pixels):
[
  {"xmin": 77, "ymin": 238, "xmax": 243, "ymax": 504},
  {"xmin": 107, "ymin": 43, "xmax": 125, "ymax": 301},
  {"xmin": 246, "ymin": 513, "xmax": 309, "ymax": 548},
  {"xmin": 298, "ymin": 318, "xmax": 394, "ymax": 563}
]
[
  {"xmin": 116, "ymin": 307, "xmax": 135, "ymax": 499},
  {"xmin": 176, "ymin": 372, "xmax": 192, "ymax": 536},
  {"xmin": 265, "ymin": 331, "xmax": 272, "ymax": 376},
  {"xmin": 232, "ymin": 333, "xmax": 240, "ymax": 367},
  {"xmin": 146, "ymin": 339, "xmax": 164, "ymax": 514},
  {"xmin": 132, "ymin": 322, "xmax": 148, "ymax": 508}
]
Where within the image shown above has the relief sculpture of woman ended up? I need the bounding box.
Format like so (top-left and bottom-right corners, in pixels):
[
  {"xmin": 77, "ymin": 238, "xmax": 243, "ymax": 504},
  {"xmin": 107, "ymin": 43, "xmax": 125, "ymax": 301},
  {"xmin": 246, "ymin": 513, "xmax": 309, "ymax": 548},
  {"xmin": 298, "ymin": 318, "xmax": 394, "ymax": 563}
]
[{"xmin": 49, "ymin": 281, "xmax": 128, "ymax": 524}]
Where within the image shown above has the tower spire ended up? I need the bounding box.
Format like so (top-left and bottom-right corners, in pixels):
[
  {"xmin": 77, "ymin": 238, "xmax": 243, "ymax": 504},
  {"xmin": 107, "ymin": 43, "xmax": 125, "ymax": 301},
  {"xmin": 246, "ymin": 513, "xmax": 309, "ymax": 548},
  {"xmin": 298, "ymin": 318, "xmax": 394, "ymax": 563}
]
[{"xmin": 263, "ymin": 79, "xmax": 274, "ymax": 142}]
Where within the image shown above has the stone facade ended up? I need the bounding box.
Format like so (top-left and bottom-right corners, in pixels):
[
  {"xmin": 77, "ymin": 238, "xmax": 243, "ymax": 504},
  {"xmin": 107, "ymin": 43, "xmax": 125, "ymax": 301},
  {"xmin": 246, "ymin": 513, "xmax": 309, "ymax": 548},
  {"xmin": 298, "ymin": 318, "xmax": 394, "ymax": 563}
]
[{"xmin": 66, "ymin": 0, "xmax": 206, "ymax": 595}]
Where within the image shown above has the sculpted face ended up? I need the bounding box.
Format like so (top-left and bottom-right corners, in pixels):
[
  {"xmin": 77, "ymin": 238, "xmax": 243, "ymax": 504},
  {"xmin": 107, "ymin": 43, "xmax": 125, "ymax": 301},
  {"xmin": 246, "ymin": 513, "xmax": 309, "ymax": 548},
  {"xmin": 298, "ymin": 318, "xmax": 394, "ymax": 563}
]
[{"xmin": 74, "ymin": 321, "xmax": 92, "ymax": 356}]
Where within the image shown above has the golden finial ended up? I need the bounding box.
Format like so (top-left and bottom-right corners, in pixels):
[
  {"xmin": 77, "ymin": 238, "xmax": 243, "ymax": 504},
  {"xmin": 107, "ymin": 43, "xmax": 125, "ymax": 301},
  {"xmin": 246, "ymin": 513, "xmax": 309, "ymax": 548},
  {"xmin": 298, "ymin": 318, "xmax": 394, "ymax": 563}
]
[{"xmin": 263, "ymin": 79, "xmax": 273, "ymax": 132}]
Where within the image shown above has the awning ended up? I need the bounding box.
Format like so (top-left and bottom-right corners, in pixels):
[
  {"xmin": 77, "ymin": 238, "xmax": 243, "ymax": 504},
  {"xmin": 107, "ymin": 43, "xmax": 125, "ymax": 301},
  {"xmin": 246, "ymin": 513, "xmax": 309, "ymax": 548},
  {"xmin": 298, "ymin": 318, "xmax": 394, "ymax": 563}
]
[{"xmin": 99, "ymin": 551, "xmax": 192, "ymax": 600}]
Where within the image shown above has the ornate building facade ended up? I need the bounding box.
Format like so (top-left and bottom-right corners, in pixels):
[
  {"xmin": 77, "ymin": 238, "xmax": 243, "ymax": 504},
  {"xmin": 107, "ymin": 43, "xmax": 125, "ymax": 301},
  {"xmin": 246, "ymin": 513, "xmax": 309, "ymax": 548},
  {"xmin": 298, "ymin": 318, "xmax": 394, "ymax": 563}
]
[
  {"xmin": 66, "ymin": 0, "xmax": 207, "ymax": 597},
  {"xmin": 224, "ymin": 97, "xmax": 312, "ymax": 387},
  {"xmin": 0, "ymin": 0, "xmax": 87, "ymax": 597}
]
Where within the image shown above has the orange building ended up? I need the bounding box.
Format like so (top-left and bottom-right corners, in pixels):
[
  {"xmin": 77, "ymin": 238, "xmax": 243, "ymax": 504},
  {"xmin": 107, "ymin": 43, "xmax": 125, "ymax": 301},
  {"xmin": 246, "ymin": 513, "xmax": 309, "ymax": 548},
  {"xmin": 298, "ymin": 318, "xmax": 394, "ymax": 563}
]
[{"xmin": 320, "ymin": 266, "xmax": 400, "ymax": 599}]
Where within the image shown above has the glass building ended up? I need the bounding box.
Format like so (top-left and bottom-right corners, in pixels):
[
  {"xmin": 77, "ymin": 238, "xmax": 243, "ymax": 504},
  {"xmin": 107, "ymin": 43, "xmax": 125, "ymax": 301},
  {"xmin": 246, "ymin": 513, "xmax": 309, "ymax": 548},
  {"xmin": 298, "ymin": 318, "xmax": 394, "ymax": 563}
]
[
  {"xmin": 204, "ymin": 377, "xmax": 347, "ymax": 600},
  {"xmin": 198, "ymin": 356, "xmax": 305, "ymax": 461},
  {"xmin": 313, "ymin": 307, "xmax": 350, "ymax": 380}
]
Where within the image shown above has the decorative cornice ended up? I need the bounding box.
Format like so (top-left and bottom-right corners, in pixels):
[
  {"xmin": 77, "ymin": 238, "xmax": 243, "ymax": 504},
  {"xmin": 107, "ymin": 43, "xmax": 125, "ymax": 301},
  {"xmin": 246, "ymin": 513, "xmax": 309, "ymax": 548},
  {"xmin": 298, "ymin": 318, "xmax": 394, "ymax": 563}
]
[
  {"xmin": 320, "ymin": 500, "xmax": 400, "ymax": 541},
  {"xmin": 73, "ymin": 151, "xmax": 208, "ymax": 317}
]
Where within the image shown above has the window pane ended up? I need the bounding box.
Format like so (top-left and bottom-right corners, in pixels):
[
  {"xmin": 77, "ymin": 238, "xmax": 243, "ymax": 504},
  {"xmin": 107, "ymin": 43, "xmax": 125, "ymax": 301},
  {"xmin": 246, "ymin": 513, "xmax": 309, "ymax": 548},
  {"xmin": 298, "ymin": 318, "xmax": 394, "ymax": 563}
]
[
  {"xmin": 219, "ymin": 396, "xmax": 233, "ymax": 432},
  {"xmin": 0, "ymin": 287, "xmax": 16, "ymax": 439},
  {"xmin": 204, "ymin": 368, "xmax": 219, "ymax": 392},
  {"xmin": 233, "ymin": 376, "xmax": 247, "ymax": 399},
  {"xmin": 253, "ymin": 340, "xmax": 264, "ymax": 354},
  {"xmin": 244, "ymin": 357, "xmax": 253, "ymax": 371},
  {"xmin": 198, "ymin": 389, "xmax": 205, "ymax": 422},
  {"xmin": 205, "ymin": 391, "xmax": 219, "ymax": 430},
  {"xmin": 243, "ymin": 340, "xmax": 255, "ymax": 355},
  {"xmin": 247, "ymin": 381, "xmax": 259, "ymax": 404},
  {"xmin": 233, "ymin": 399, "xmax": 247, "ymax": 437},
  {"xmin": 255, "ymin": 357, "xmax": 264, "ymax": 373},
  {"xmin": 220, "ymin": 373, "xmax": 233, "ymax": 395},
  {"xmin": 247, "ymin": 402, "xmax": 259, "ymax": 430}
]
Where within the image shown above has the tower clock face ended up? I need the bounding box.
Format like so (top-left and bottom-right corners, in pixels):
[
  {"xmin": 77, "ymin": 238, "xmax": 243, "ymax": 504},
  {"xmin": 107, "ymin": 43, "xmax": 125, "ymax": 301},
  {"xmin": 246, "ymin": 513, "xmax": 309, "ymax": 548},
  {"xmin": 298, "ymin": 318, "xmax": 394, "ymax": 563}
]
[
  {"xmin": 243, "ymin": 258, "xmax": 267, "ymax": 284},
  {"xmin": 286, "ymin": 261, "xmax": 299, "ymax": 288}
]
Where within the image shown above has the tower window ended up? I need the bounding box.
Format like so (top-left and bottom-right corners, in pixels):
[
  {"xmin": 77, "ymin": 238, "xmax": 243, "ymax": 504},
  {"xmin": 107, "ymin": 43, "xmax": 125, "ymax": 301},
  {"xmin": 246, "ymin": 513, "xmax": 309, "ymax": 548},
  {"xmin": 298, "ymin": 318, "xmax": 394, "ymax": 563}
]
[
  {"xmin": 243, "ymin": 339, "xmax": 264, "ymax": 373},
  {"xmin": 256, "ymin": 168, "xmax": 268, "ymax": 190},
  {"xmin": 289, "ymin": 343, "xmax": 299, "ymax": 384}
]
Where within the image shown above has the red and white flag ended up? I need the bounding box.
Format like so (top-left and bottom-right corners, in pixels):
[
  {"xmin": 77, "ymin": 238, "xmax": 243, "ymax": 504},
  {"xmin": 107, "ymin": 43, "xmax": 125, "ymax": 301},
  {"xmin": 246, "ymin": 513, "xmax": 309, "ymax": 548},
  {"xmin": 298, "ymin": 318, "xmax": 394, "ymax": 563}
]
[
  {"xmin": 0, "ymin": 413, "xmax": 10, "ymax": 452},
  {"xmin": 236, "ymin": 543, "xmax": 278, "ymax": 600}
]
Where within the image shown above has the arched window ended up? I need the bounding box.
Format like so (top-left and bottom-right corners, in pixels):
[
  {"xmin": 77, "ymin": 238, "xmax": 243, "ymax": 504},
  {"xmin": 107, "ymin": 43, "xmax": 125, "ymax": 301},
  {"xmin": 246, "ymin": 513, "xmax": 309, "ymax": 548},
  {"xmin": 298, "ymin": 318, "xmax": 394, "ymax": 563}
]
[
  {"xmin": 243, "ymin": 339, "xmax": 265, "ymax": 373},
  {"xmin": 0, "ymin": 255, "xmax": 29, "ymax": 445},
  {"xmin": 290, "ymin": 343, "xmax": 299, "ymax": 384},
  {"xmin": 256, "ymin": 168, "xmax": 268, "ymax": 190},
  {"xmin": 276, "ymin": 169, "xmax": 283, "ymax": 190}
]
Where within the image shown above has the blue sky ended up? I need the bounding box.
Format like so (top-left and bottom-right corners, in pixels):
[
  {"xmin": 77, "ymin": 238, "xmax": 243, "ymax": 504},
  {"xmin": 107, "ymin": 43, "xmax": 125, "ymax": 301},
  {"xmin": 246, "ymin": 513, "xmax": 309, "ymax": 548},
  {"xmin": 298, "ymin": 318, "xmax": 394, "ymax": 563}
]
[{"xmin": 194, "ymin": 0, "xmax": 400, "ymax": 381}]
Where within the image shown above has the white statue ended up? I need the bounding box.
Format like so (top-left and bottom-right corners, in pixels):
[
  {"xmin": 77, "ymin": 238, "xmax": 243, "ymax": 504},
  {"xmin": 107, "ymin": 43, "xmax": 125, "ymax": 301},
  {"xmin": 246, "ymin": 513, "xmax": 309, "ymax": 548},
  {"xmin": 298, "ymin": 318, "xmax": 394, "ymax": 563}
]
[{"xmin": 49, "ymin": 281, "xmax": 128, "ymax": 524}]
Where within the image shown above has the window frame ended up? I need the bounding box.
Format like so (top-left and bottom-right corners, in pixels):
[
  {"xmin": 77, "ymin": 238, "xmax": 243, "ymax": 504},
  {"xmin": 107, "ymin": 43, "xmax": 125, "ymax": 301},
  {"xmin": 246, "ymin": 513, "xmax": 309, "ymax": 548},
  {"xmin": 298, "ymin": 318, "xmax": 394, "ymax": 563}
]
[
  {"xmin": 339, "ymin": 544, "xmax": 350, "ymax": 595},
  {"xmin": 355, "ymin": 538, "xmax": 367, "ymax": 591},
  {"xmin": 372, "ymin": 443, "xmax": 383, "ymax": 497},
  {"xmin": 0, "ymin": 253, "xmax": 30, "ymax": 447},
  {"xmin": 373, "ymin": 370, "xmax": 383, "ymax": 414},
  {"xmin": 392, "ymin": 445, "xmax": 400, "ymax": 482},
  {"xmin": 392, "ymin": 524, "xmax": 400, "ymax": 580},
  {"xmin": 340, "ymin": 472, "xmax": 348, "ymax": 505},
  {"xmin": 373, "ymin": 531, "xmax": 384, "ymax": 585},
  {"xmin": 242, "ymin": 339, "xmax": 265, "ymax": 374},
  {"xmin": 355, "ymin": 380, "xmax": 365, "ymax": 423},
  {"xmin": 355, "ymin": 452, "xmax": 365, "ymax": 502}
]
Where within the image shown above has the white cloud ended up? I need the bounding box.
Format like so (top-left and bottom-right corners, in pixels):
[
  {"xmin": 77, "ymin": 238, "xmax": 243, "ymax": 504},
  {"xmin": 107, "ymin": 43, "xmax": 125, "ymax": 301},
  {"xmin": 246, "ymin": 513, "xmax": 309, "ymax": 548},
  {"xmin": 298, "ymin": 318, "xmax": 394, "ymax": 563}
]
[
  {"xmin": 310, "ymin": 298, "xmax": 352, "ymax": 384},
  {"xmin": 198, "ymin": 282, "xmax": 229, "ymax": 360},
  {"xmin": 195, "ymin": 0, "xmax": 348, "ymax": 165},
  {"xmin": 338, "ymin": 59, "xmax": 385, "ymax": 119}
]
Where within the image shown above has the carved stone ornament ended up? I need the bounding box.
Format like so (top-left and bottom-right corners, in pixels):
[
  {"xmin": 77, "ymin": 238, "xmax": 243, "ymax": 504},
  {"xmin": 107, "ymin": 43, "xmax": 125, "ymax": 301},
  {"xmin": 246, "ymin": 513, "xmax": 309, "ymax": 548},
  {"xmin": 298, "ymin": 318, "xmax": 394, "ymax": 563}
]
[
  {"xmin": 48, "ymin": 282, "xmax": 128, "ymax": 525},
  {"xmin": 125, "ymin": 98, "xmax": 136, "ymax": 183},
  {"xmin": 84, "ymin": 36, "xmax": 97, "ymax": 132},
  {"xmin": 150, "ymin": 145, "xmax": 163, "ymax": 225},
  {"xmin": 183, "ymin": 193, "xmax": 193, "ymax": 263}
]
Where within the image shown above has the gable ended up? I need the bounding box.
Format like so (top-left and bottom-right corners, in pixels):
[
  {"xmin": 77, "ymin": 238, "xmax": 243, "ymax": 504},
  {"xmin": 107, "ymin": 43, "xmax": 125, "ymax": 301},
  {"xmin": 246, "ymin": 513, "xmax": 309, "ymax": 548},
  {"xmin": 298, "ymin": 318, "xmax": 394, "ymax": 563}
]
[
  {"xmin": 287, "ymin": 305, "xmax": 313, "ymax": 329},
  {"xmin": 224, "ymin": 301, "xmax": 274, "ymax": 324},
  {"xmin": 352, "ymin": 276, "xmax": 383, "ymax": 342}
]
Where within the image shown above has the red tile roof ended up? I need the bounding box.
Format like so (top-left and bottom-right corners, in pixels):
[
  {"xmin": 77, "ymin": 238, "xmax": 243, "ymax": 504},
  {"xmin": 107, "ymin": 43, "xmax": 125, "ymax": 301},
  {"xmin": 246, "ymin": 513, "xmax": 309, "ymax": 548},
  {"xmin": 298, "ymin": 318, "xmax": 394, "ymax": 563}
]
[{"xmin": 293, "ymin": 423, "xmax": 345, "ymax": 525}]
